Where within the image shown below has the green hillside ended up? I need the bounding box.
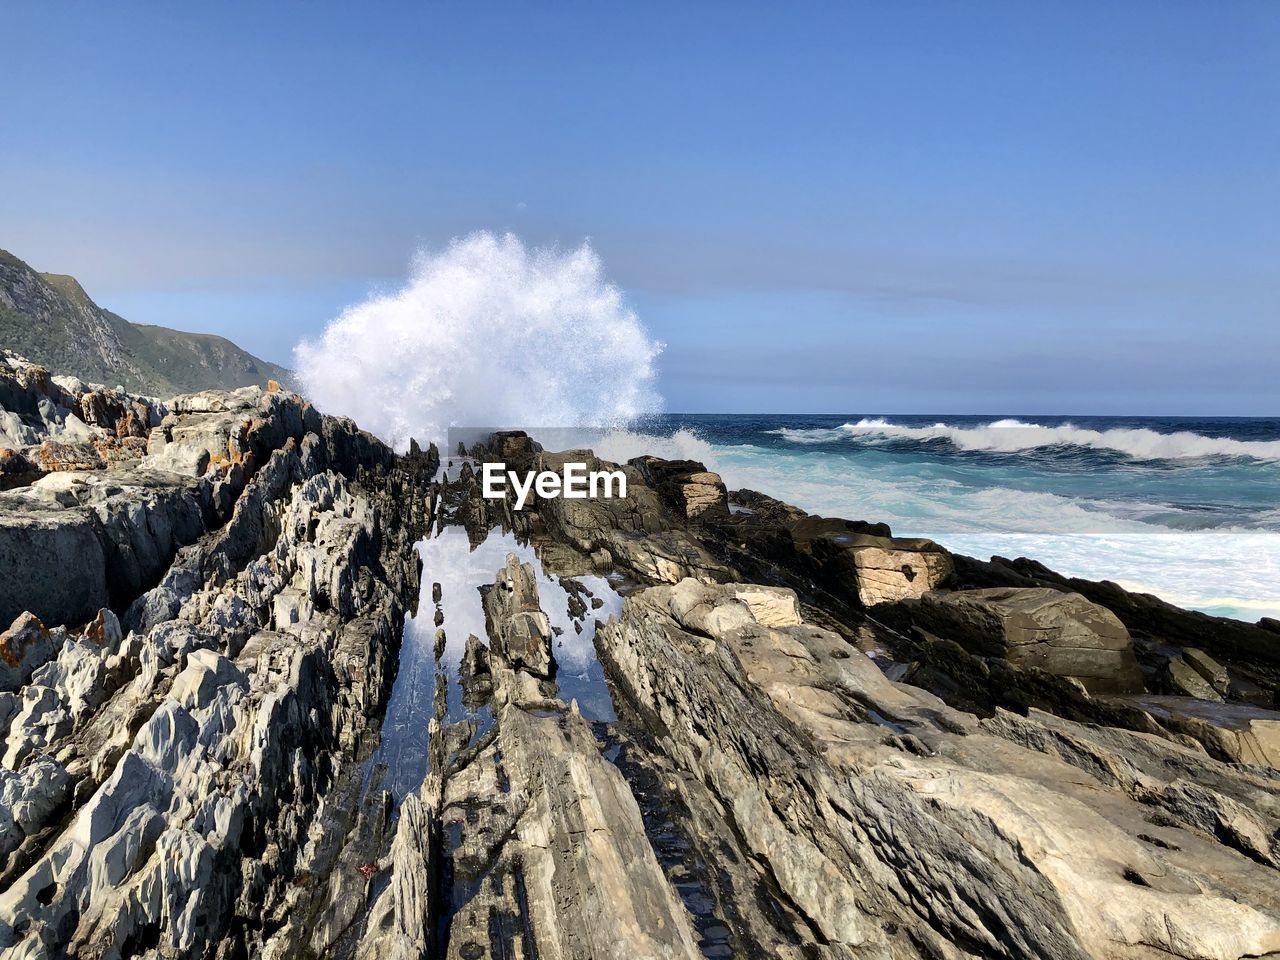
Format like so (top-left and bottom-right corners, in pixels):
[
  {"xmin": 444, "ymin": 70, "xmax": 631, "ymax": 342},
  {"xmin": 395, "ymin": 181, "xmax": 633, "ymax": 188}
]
[{"xmin": 0, "ymin": 248, "xmax": 293, "ymax": 396}]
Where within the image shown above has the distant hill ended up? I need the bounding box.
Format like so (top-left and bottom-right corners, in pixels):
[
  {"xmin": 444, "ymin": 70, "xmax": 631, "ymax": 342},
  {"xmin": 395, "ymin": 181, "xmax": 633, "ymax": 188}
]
[{"xmin": 0, "ymin": 248, "xmax": 293, "ymax": 397}]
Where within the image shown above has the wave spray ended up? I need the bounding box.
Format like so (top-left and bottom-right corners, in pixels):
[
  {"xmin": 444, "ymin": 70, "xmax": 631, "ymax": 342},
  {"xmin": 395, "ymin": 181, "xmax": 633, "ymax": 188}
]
[{"xmin": 294, "ymin": 232, "xmax": 663, "ymax": 451}]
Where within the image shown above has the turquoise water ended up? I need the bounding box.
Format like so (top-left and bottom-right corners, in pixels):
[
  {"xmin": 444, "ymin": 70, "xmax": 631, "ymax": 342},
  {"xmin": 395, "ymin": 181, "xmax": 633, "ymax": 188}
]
[{"xmin": 584, "ymin": 415, "xmax": 1280, "ymax": 622}]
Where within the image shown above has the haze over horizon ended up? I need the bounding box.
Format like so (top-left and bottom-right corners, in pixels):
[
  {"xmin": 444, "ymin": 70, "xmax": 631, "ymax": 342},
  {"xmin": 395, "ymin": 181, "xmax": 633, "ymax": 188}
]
[{"xmin": 3, "ymin": 1, "xmax": 1277, "ymax": 415}]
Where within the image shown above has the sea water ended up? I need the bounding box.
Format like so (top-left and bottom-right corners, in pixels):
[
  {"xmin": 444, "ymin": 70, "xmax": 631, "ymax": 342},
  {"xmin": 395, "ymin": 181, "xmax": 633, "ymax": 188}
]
[{"xmin": 591, "ymin": 414, "xmax": 1280, "ymax": 622}]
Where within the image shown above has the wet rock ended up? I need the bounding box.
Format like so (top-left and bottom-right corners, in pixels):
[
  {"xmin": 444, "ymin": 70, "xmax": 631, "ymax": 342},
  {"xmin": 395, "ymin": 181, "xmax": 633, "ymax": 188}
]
[{"xmin": 480, "ymin": 553, "xmax": 554, "ymax": 678}]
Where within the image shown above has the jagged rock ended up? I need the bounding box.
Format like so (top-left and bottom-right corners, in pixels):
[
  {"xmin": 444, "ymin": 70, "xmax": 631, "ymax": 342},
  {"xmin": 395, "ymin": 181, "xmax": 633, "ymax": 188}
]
[
  {"xmin": 890, "ymin": 586, "xmax": 1145, "ymax": 693},
  {"xmin": 0, "ymin": 755, "xmax": 72, "ymax": 862},
  {"xmin": 466, "ymin": 429, "xmax": 543, "ymax": 474},
  {"xmin": 5, "ymin": 366, "xmax": 1279, "ymax": 960},
  {"xmin": 169, "ymin": 648, "xmax": 248, "ymax": 710},
  {"xmin": 0, "ymin": 368, "xmax": 426, "ymax": 957},
  {"xmin": 480, "ymin": 553, "xmax": 554, "ymax": 677},
  {"xmin": 631, "ymin": 456, "xmax": 729, "ymax": 520},
  {"xmin": 461, "ymin": 633, "xmax": 490, "ymax": 681},
  {"xmin": 355, "ymin": 765, "xmax": 438, "ymax": 960}
]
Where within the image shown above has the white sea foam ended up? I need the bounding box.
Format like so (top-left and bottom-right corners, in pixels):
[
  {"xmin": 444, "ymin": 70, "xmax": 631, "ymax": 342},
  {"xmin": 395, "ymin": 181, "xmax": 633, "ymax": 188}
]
[
  {"xmin": 295, "ymin": 232, "xmax": 662, "ymax": 451},
  {"xmin": 772, "ymin": 418, "xmax": 1280, "ymax": 461},
  {"xmin": 606, "ymin": 432, "xmax": 1280, "ymax": 620}
]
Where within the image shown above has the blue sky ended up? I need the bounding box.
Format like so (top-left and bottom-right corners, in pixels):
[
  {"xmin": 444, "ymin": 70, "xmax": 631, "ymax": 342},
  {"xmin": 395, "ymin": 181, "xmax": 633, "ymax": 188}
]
[{"xmin": 3, "ymin": 1, "xmax": 1277, "ymax": 414}]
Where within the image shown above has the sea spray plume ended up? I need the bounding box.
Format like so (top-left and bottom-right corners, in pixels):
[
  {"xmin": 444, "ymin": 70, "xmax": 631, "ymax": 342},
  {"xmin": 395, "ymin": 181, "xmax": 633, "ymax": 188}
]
[{"xmin": 294, "ymin": 232, "xmax": 663, "ymax": 451}]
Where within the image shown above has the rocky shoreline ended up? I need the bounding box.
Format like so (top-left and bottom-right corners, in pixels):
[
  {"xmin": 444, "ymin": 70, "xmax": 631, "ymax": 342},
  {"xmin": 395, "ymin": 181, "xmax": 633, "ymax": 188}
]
[{"xmin": 1, "ymin": 354, "xmax": 1277, "ymax": 958}]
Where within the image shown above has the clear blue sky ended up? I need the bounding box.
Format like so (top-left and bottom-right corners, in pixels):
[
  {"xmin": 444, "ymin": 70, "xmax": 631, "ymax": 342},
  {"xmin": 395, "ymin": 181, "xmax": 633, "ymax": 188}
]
[{"xmin": 3, "ymin": 1, "xmax": 1277, "ymax": 414}]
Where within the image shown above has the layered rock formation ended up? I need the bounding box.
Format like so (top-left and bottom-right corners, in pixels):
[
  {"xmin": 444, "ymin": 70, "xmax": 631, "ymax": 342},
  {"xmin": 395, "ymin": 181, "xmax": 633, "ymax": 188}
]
[
  {"xmin": 597, "ymin": 580, "xmax": 1280, "ymax": 958},
  {"xmin": 0, "ymin": 355, "xmax": 436, "ymax": 957},
  {"xmin": 889, "ymin": 586, "xmax": 1145, "ymax": 693},
  {"xmin": 2, "ymin": 372, "xmax": 1278, "ymax": 960},
  {"xmin": 435, "ymin": 434, "xmax": 1280, "ymax": 959}
]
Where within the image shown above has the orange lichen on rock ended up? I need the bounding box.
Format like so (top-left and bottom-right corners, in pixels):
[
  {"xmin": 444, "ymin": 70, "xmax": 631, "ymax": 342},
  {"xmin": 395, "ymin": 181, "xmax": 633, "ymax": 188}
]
[
  {"xmin": 115, "ymin": 402, "xmax": 150, "ymax": 439},
  {"xmin": 91, "ymin": 436, "xmax": 147, "ymax": 467},
  {"xmin": 0, "ymin": 612, "xmax": 48, "ymax": 669},
  {"xmin": 266, "ymin": 378, "xmax": 282, "ymax": 393},
  {"xmin": 79, "ymin": 608, "xmax": 121, "ymax": 647},
  {"xmin": 37, "ymin": 440, "xmax": 107, "ymax": 472},
  {"xmin": 0, "ymin": 448, "xmax": 38, "ymax": 488}
]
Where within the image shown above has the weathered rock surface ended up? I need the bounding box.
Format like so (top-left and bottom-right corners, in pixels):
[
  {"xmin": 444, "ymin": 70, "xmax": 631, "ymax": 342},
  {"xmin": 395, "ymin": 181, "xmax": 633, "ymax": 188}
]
[
  {"xmin": 480, "ymin": 553, "xmax": 555, "ymax": 678},
  {"xmin": 597, "ymin": 579, "xmax": 1280, "ymax": 959},
  {"xmin": 631, "ymin": 456, "xmax": 729, "ymax": 521},
  {"xmin": 888, "ymin": 586, "xmax": 1145, "ymax": 693},
  {"xmin": 0, "ymin": 362, "xmax": 436, "ymax": 958},
  {"xmin": 360, "ymin": 542, "xmax": 703, "ymax": 960},
  {"xmin": 0, "ymin": 352, "xmax": 373, "ymax": 629},
  {"xmin": 4, "ymin": 395, "xmax": 1279, "ymax": 960}
]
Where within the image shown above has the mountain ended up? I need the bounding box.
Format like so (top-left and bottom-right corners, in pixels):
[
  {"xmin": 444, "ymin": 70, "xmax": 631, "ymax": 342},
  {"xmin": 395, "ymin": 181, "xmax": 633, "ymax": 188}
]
[{"xmin": 0, "ymin": 248, "xmax": 293, "ymax": 397}]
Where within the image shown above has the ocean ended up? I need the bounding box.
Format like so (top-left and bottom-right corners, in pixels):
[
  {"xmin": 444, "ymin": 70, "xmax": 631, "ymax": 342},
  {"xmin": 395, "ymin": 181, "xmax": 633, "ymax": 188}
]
[{"xmin": 589, "ymin": 415, "xmax": 1280, "ymax": 622}]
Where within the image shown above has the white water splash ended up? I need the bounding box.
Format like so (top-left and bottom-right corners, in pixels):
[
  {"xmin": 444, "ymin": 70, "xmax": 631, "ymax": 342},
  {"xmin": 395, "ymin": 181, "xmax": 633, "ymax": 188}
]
[
  {"xmin": 295, "ymin": 232, "xmax": 662, "ymax": 451},
  {"xmin": 773, "ymin": 418, "xmax": 1280, "ymax": 461}
]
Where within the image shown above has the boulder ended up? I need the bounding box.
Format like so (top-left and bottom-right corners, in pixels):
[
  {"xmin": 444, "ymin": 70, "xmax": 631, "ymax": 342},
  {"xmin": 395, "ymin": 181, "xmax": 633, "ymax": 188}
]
[
  {"xmin": 630, "ymin": 456, "xmax": 729, "ymax": 520},
  {"xmin": 1161, "ymin": 656, "xmax": 1224, "ymax": 701},
  {"xmin": 0, "ymin": 612, "xmax": 60, "ymax": 692},
  {"xmin": 899, "ymin": 587, "xmax": 1145, "ymax": 693},
  {"xmin": 844, "ymin": 534, "xmax": 955, "ymax": 605}
]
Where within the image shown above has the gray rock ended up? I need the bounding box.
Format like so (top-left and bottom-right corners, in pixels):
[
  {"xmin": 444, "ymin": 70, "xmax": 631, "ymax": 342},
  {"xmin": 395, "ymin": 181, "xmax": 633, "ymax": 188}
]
[
  {"xmin": 1183, "ymin": 647, "xmax": 1230, "ymax": 696},
  {"xmin": 596, "ymin": 580, "xmax": 1280, "ymax": 959},
  {"xmin": 481, "ymin": 553, "xmax": 554, "ymax": 677},
  {"xmin": 1162, "ymin": 655, "xmax": 1225, "ymax": 701},
  {"xmin": 169, "ymin": 649, "xmax": 248, "ymax": 711},
  {"xmin": 896, "ymin": 586, "xmax": 1145, "ymax": 693}
]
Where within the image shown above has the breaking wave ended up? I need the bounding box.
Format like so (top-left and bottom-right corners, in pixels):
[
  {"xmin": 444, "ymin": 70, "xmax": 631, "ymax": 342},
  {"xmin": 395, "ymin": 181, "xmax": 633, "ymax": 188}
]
[
  {"xmin": 295, "ymin": 232, "xmax": 662, "ymax": 451},
  {"xmin": 772, "ymin": 418, "xmax": 1280, "ymax": 461},
  {"xmin": 636, "ymin": 432, "xmax": 1280, "ymax": 620}
]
